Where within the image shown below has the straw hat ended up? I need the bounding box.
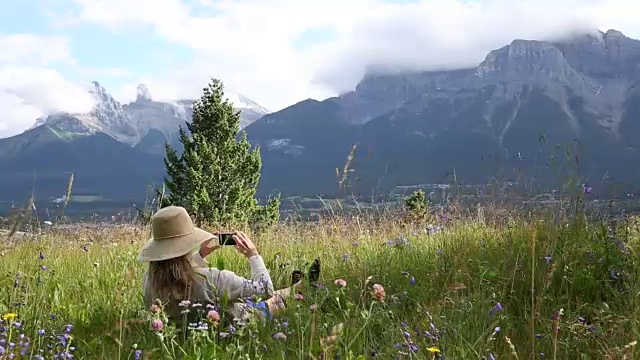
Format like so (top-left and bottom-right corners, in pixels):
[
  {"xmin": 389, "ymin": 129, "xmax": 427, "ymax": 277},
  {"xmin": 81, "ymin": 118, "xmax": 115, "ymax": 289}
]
[{"xmin": 137, "ymin": 206, "xmax": 215, "ymax": 262}]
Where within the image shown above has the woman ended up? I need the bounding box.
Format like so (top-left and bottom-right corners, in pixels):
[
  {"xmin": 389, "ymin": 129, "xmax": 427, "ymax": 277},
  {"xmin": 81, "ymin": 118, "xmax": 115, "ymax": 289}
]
[{"xmin": 138, "ymin": 206, "xmax": 320, "ymax": 325}]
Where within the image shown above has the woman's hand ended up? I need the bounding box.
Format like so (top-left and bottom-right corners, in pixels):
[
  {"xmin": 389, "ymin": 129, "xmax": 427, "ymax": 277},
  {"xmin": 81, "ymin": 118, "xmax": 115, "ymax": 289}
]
[
  {"xmin": 198, "ymin": 236, "xmax": 221, "ymax": 258},
  {"xmin": 233, "ymin": 231, "xmax": 259, "ymax": 258}
]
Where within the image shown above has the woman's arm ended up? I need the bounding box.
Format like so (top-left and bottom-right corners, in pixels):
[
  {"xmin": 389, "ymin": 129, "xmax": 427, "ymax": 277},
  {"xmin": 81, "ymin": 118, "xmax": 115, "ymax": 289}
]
[{"xmin": 191, "ymin": 252, "xmax": 275, "ymax": 301}]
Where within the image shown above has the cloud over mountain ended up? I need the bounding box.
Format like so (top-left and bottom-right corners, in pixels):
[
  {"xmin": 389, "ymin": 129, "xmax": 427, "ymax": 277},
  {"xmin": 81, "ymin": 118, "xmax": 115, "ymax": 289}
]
[{"xmin": 2, "ymin": 0, "xmax": 640, "ymax": 138}]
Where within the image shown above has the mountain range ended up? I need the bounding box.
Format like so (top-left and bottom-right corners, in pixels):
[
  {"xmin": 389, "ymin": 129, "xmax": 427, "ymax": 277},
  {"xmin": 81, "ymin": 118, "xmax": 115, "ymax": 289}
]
[{"xmin": 2, "ymin": 29, "xmax": 640, "ymax": 208}]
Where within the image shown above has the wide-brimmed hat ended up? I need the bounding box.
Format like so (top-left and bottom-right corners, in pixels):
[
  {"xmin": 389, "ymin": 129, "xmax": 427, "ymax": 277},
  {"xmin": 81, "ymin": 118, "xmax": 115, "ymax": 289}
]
[{"xmin": 137, "ymin": 206, "xmax": 215, "ymax": 262}]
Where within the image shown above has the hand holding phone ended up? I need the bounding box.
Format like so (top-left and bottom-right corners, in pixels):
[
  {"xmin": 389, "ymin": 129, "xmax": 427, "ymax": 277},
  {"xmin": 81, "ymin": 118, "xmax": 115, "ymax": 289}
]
[
  {"xmin": 233, "ymin": 231, "xmax": 258, "ymax": 258},
  {"xmin": 217, "ymin": 232, "xmax": 237, "ymax": 246}
]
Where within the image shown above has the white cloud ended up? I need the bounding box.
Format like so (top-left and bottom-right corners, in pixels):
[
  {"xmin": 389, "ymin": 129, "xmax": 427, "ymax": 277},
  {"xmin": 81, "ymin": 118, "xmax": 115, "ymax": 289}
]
[
  {"xmin": 4, "ymin": 0, "xmax": 640, "ymax": 137},
  {"xmin": 0, "ymin": 34, "xmax": 96, "ymax": 138},
  {"xmin": 0, "ymin": 34, "xmax": 75, "ymax": 66},
  {"xmin": 65, "ymin": 0, "xmax": 640, "ymax": 111},
  {"xmin": 0, "ymin": 66, "xmax": 96, "ymax": 114}
]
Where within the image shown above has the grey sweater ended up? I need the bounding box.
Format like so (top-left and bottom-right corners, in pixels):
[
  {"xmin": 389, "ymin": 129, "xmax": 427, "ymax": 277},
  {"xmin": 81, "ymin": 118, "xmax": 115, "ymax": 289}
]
[{"xmin": 142, "ymin": 252, "xmax": 275, "ymax": 324}]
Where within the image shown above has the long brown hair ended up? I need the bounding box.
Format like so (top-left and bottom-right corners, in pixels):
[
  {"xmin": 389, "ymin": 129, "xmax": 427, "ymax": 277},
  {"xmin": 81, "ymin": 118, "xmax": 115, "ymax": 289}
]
[{"xmin": 148, "ymin": 254, "xmax": 196, "ymax": 302}]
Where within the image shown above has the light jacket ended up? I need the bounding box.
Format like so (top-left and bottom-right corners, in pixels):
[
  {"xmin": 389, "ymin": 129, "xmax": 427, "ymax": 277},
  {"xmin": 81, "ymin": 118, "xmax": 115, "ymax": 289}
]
[{"xmin": 142, "ymin": 252, "xmax": 274, "ymax": 325}]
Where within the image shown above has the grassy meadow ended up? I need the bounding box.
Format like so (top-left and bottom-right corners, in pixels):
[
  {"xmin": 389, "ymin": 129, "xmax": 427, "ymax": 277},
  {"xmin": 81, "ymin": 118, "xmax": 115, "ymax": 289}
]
[{"xmin": 0, "ymin": 202, "xmax": 639, "ymax": 359}]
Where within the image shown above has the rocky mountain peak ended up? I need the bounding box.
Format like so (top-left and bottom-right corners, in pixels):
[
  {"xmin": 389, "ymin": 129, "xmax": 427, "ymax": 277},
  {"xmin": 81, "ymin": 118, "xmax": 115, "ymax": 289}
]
[
  {"xmin": 136, "ymin": 84, "xmax": 152, "ymax": 102},
  {"xmin": 475, "ymin": 39, "xmax": 576, "ymax": 84},
  {"xmin": 604, "ymin": 29, "xmax": 626, "ymax": 39},
  {"xmin": 553, "ymin": 29, "xmax": 640, "ymax": 80}
]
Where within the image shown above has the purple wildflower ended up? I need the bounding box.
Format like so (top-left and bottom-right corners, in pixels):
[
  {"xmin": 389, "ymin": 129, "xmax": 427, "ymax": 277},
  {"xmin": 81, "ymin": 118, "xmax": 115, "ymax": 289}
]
[
  {"xmin": 544, "ymin": 255, "xmax": 552, "ymax": 264},
  {"xmin": 490, "ymin": 303, "xmax": 503, "ymax": 316}
]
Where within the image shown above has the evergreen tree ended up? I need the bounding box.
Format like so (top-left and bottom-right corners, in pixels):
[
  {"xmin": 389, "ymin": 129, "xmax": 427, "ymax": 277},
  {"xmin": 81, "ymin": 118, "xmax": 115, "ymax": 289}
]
[{"xmin": 160, "ymin": 78, "xmax": 280, "ymax": 226}]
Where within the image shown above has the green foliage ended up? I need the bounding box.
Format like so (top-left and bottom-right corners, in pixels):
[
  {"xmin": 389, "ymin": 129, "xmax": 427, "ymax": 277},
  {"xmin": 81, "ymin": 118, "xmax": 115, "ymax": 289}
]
[
  {"xmin": 403, "ymin": 189, "xmax": 430, "ymax": 222},
  {"xmin": 1, "ymin": 212, "xmax": 639, "ymax": 359},
  {"xmin": 160, "ymin": 78, "xmax": 279, "ymax": 227}
]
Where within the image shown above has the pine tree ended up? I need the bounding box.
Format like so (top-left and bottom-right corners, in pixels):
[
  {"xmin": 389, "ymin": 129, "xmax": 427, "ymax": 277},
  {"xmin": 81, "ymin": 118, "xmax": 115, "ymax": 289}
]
[{"xmin": 160, "ymin": 78, "xmax": 280, "ymax": 226}]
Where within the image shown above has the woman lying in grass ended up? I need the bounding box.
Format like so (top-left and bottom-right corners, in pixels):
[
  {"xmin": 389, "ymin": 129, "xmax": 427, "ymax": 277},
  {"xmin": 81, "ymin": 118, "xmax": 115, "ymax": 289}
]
[{"xmin": 137, "ymin": 206, "xmax": 321, "ymax": 326}]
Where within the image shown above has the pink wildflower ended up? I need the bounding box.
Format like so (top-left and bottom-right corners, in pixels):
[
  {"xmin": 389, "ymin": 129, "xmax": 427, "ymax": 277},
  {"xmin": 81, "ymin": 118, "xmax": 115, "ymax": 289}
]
[
  {"xmin": 151, "ymin": 319, "xmax": 164, "ymax": 331},
  {"xmin": 207, "ymin": 310, "xmax": 220, "ymax": 323},
  {"xmin": 295, "ymin": 293, "xmax": 304, "ymax": 301},
  {"xmin": 372, "ymin": 283, "xmax": 386, "ymax": 302},
  {"xmin": 149, "ymin": 304, "xmax": 161, "ymax": 314},
  {"xmin": 334, "ymin": 279, "xmax": 347, "ymax": 287}
]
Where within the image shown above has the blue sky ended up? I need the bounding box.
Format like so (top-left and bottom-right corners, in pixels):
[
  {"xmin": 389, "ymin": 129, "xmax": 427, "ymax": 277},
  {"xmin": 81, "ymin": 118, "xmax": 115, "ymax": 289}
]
[{"xmin": 0, "ymin": 0, "xmax": 637, "ymax": 138}]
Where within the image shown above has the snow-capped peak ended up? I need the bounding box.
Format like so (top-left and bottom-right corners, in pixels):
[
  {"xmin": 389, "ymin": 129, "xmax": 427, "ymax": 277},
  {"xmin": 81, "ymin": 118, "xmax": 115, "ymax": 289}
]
[
  {"xmin": 136, "ymin": 84, "xmax": 152, "ymax": 102},
  {"xmin": 224, "ymin": 91, "xmax": 269, "ymax": 114},
  {"xmin": 24, "ymin": 82, "xmax": 270, "ymax": 143}
]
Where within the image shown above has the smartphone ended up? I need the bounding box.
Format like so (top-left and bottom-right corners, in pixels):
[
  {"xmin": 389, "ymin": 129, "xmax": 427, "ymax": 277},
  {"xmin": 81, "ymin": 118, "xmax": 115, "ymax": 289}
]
[{"xmin": 218, "ymin": 232, "xmax": 237, "ymax": 246}]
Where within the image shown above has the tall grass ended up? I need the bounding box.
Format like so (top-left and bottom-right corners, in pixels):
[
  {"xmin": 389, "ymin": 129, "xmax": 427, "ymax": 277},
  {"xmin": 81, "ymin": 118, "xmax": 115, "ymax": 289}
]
[{"xmin": 1, "ymin": 203, "xmax": 638, "ymax": 359}]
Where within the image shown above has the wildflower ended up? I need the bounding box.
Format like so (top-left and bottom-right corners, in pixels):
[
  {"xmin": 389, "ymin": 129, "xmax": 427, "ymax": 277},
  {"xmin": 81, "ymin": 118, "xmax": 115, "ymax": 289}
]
[
  {"xmin": 219, "ymin": 332, "xmax": 229, "ymax": 338},
  {"xmin": 342, "ymin": 254, "xmax": 349, "ymax": 262},
  {"xmin": 334, "ymin": 279, "xmax": 347, "ymax": 287},
  {"xmin": 228, "ymin": 325, "xmax": 236, "ymax": 334},
  {"xmin": 544, "ymin": 255, "xmax": 552, "ymax": 264},
  {"xmin": 427, "ymin": 346, "xmax": 440, "ymax": 353},
  {"xmin": 582, "ymin": 183, "xmax": 592, "ymax": 194},
  {"xmin": 372, "ymin": 284, "xmax": 386, "ymax": 302},
  {"xmin": 0, "ymin": 346, "xmax": 4, "ymax": 355},
  {"xmin": 178, "ymin": 300, "xmax": 191, "ymax": 307},
  {"xmin": 38, "ymin": 252, "xmax": 45, "ymax": 260},
  {"xmin": 320, "ymin": 334, "xmax": 338, "ymax": 346},
  {"xmin": 151, "ymin": 319, "xmax": 163, "ymax": 332},
  {"xmin": 149, "ymin": 304, "xmax": 161, "ymax": 314},
  {"xmin": 295, "ymin": 293, "xmax": 304, "ymax": 301},
  {"xmin": 13, "ymin": 322, "xmax": 22, "ymax": 329},
  {"xmin": 1, "ymin": 313, "xmax": 17, "ymax": 322},
  {"xmin": 610, "ymin": 270, "xmax": 621, "ymax": 280},
  {"xmin": 273, "ymin": 332, "xmax": 287, "ymax": 340},
  {"xmin": 134, "ymin": 350, "xmax": 142, "ymax": 360},
  {"xmin": 310, "ymin": 304, "xmax": 318, "ymax": 311},
  {"xmin": 327, "ymin": 323, "xmax": 344, "ymax": 338},
  {"xmin": 352, "ymin": 241, "xmax": 359, "ymax": 247},
  {"xmin": 40, "ymin": 266, "xmax": 48, "ymax": 271},
  {"xmin": 409, "ymin": 277, "xmax": 416, "ymax": 285},
  {"xmin": 403, "ymin": 331, "xmax": 411, "ymax": 338},
  {"xmin": 490, "ymin": 302, "xmax": 503, "ymax": 316},
  {"xmin": 207, "ymin": 310, "xmax": 220, "ymax": 323},
  {"xmin": 489, "ymin": 354, "xmax": 497, "ymax": 360},
  {"xmin": 38, "ymin": 329, "xmax": 45, "ymax": 336}
]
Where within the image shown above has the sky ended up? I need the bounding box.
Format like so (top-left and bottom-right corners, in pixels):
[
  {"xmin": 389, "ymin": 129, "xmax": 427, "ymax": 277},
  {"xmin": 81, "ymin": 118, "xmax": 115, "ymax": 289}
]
[{"xmin": 1, "ymin": 0, "xmax": 639, "ymax": 138}]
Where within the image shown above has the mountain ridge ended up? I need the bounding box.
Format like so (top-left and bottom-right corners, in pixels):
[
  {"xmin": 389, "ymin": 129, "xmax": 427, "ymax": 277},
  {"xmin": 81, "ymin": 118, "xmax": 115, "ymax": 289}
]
[
  {"xmin": 2, "ymin": 28, "xmax": 640, "ymax": 207},
  {"xmin": 16, "ymin": 81, "xmax": 269, "ymax": 146}
]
